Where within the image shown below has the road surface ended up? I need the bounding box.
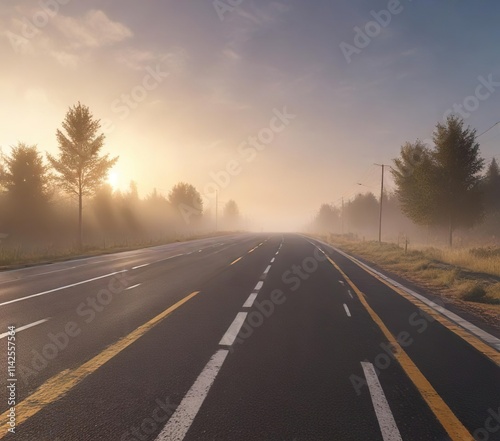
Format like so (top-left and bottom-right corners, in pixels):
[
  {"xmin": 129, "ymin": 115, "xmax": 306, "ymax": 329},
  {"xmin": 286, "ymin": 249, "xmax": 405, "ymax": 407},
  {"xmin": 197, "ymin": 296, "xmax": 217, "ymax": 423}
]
[{"xmin": 0, "ymin": 234, "xmax": 498, "ymax": 440}]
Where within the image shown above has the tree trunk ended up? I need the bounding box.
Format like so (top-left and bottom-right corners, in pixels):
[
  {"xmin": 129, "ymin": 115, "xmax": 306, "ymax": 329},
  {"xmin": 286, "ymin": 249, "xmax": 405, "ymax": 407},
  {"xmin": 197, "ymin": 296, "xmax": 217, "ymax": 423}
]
[
  {"xmin": 448, "ymin": 215, "xmax": 453, "ymax": 248},
  {"xmin": 78, "ymin": 190, "xmax": 83, "ymax": 250}
]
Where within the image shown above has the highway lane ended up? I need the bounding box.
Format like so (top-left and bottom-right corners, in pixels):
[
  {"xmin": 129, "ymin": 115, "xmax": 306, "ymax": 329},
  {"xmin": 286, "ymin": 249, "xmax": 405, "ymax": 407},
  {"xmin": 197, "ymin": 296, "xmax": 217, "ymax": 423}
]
[
  {"xmin": 0, "ymin": 234, "xmax": 499, "ymax": 440},
  {"xmin": 0, "ymin": 234, "xmax": 265, "ymax": 402}
]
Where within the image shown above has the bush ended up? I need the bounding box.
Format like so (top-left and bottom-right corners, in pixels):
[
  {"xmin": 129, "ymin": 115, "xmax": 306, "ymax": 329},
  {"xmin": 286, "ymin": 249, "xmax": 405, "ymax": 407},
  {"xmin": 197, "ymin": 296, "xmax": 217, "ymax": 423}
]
[{"xmin": 462, "ymin": 285, "xmax": 487, "ymax": 302}]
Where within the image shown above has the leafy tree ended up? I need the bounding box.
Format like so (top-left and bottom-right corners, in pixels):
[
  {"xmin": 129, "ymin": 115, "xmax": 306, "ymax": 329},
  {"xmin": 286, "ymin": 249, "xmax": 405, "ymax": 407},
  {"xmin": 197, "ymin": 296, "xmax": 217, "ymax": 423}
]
[
  {"xmin": 127, "ymin": 180, "xmax": 140, "ymax": 202},
  {"xmin": 223, "ymin": 199, "xmax": 240, "ymax": 229},
  {"xmin": 223, "ymin": 199, "xmax": 239, "ymax": 218},
  {"xmin": 0, "ymin": 143, "xmax": 52, "ymax": 235},
  {"xmin": 92, "ymin": 184, "xmax": 117, "ymax": 234},
  {"xmin": 484, "ymin": 158, "xmax": 500, "ymax": 212},
  {"xmin": 120, "ymin": 181, "xmax": 141, "ymax": 233},
  {"xmin": 315, "ymin": 204, "xmax": 340, "ymax": 233},
  {"xmin": 345, "ymin": 193, "xmax": 379, "ymax": 232},
  {"xmin": 0, "ymin": 150, "xmax": 5, "ymax": 192},
  {"xmin": 392, "ymin": 141, "xmax": 439, "ymax": 226},
  {"xmin": 392, "ymin": 116, "xmax": 484, "ymax": 246},
  {"xmin": 47, "ymin": 102, "xmax": 118, "ymax": 248},
  {"xmin": 168, "ymin": 182, "xmax": 203, "ymax": 225}
]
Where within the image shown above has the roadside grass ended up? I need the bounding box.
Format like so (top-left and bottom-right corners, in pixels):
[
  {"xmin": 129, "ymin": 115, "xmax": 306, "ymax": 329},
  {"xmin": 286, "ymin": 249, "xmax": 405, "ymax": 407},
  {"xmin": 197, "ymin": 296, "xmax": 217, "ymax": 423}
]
[
  {"xmin": 324, "ymin": 236, "xmax": 500, "ymax": 306},
  {"xmin": 0, "ymin": 242, "xmax": 158, "ymax": 268},
  {"xmin": 0, "ymin": 231, "xmax": 235, "ymax": 270},
  {"xmin": 423, "ymin": 246, "xmax": 500, "ymax": 278}
]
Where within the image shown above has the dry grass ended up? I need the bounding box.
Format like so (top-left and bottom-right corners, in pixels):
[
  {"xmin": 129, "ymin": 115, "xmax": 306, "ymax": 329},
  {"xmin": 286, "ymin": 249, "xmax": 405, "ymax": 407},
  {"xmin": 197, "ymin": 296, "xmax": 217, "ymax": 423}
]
[
  {"xmin": 0, "ymin": 232, "xmax": 234, "ymax": 270},
  {"xmin": 420, "ymin": 246, "xmax": 500, "ymax": 277},
  {"xmin": 326, "ymin": 236, "xmax": 500, "ymax": 305}
]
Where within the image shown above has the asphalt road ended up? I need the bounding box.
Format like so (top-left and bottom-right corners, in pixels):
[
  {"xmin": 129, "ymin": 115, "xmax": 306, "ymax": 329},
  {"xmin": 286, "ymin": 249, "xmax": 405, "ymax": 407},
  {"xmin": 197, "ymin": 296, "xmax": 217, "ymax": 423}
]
[{"xmin": 0, "ymin": 234, "xmax": 498, "ymax": 440}]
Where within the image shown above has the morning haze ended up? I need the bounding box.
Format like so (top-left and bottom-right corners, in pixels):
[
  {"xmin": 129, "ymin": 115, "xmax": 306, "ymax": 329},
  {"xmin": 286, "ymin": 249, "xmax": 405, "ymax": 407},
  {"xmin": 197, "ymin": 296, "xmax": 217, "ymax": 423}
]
[
  {"xmin": 0, "ymin": 0, "xmax": 499, "ymax": 241},
  {"xmin": 1, "ymin": 2, "xmax": 500, "ymax": 441}
]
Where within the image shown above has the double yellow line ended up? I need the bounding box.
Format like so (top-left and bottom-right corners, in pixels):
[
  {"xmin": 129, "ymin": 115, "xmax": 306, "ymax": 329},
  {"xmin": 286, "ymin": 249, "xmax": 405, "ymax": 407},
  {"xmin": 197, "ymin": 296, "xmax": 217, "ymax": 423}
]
[{"xmin": 326, "ymin": 255, "xmax": 474, "ymax": 441}]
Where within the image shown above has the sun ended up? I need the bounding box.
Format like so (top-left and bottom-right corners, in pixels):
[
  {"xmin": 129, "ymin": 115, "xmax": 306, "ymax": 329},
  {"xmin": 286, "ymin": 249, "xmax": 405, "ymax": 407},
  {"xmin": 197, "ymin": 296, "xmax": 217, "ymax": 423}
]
[{"xmin": 107, "ymin": 170, "xmax": 119, "ymax": 190}]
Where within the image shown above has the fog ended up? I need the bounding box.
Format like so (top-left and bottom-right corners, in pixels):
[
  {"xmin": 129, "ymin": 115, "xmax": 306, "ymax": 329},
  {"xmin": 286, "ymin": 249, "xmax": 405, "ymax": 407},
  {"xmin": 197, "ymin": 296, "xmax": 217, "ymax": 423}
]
[{"xmin": 0, "ymin": 1, "xmax": 499, "ymax": 256}]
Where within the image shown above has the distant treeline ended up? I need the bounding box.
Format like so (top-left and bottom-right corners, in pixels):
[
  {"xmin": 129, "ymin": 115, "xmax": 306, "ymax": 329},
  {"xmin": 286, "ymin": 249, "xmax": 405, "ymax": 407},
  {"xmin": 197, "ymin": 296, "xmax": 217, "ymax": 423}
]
[
  {"xmin": 310, "ymin": 116, "xmax": 500, "ymax": 246},
  {"xmin": 0, "ymin": 103, "xmax": 241, "ymax": 253}
]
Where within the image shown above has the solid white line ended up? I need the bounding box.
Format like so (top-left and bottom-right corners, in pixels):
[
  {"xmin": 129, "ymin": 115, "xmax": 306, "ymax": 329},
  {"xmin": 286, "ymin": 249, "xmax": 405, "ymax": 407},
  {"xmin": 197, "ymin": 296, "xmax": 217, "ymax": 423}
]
[
  {"xmin": 132, "ymin": 263, "xmax": 149, "ymax": 270},
  {"xmin": 270, "ymin": 258, "xmax": 275, "ymax": 263},
  {"xmin": 264, "ymin": 265, "xmax": 271, "ymax": 274},
  {"xmin": 254, "ymin": 281, "xmax": 264, "ymax": 291},
  {"xmin": 0, "ymin": 266, "xmax": 78, "ymax": 286},
  {"xmin": 243, "ymin": 293, "xmax": 258, "ymax": 308},
  {"xmin": 165, "ymin": 254, "xmax": 185, "ymax": 260},
  {"xmin": 0, "ymin": 270, "xmax": 128, "ymax": 307},
  {"xmin": 332, "ymin": 246, "xmax": 500, "ymax": 351},
  {"xmin": 306, "ymin": 239, "xmax": 325, "ymax": 256},
  {"xmin": 219, "ymin": 312, "xmax": 248, "ymax": 346},
  {"xmin": 155, "ymin": 349, "xmax": 229, "ymax": 441},
  {"xmin": 361, "ymin": 362, "xmax": 402, "ymax": 441},
  {"xmin": 343, "ymin": 304, "xmax": 351, "ymax": 317},
  {"xmin": 0, "ymin": 318, "xmax": 50, "ymax": 339},
  {"xmin": 126, "ymin": 284, "xmax": 141, "ymax": 290},
  {"xmin": 348, "ymin": 290, "xmax": 354, "ymax": 299}
]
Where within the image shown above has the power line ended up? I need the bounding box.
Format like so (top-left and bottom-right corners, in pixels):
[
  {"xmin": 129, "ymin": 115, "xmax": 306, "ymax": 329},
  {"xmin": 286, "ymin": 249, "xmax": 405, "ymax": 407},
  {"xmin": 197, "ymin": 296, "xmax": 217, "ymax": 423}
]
[{"xmin": 477, "ymin": 121, "xmax": 500, "ymax": 138}]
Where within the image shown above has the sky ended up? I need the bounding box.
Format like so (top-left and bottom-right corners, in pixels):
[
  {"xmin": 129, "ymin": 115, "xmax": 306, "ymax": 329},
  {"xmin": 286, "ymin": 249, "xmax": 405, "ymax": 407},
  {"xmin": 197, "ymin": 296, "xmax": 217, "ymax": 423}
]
[{"xmin": 0, "ymin": 0, "xmax": 499, "ymax": 231}]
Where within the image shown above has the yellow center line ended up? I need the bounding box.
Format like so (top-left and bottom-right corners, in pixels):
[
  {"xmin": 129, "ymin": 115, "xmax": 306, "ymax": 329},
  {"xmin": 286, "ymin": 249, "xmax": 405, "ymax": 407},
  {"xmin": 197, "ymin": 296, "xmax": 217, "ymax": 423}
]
[
  {"xmin": 339, "ymin": 250, "xmax": 500, "ymax": 366},
  {"xmin": 0, "ymin": 291, "xmax": 200, "ymax": 437},
  {"xmin": 326, "ymin": 256, "xmax": 473, "ymax": 441},
  {"xmin": 230, "ymin": 256, "xmax": 243, "ymax": 265}
]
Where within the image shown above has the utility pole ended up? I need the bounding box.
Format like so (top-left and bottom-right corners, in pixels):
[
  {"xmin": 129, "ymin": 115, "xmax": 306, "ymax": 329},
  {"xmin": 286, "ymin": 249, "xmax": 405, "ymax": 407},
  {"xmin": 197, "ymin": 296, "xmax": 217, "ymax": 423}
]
[
  {"xmin": 341, "ymin": 196, "xmax": 344, "ymax": 235},
  {"xmin": 374, "ymin": 164, "xmax": 390, "ymax": 243},
  {"xmin": 215, "ymin": 190, "xmax": 218, "ymax": 232}
]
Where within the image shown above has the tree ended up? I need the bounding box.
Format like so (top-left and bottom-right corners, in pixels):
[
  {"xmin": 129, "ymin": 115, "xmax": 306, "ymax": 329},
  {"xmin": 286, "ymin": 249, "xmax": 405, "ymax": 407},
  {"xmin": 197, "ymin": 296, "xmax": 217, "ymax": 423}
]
[
  {"xmin": 0, "ymin": 143, "xmax": 52, "ymax": 236},
  {"xmin": 92, "ymin": 184, "xmax": 117, "ymax": 235},
  {"xmin": 47, "ymin": 102, "xmax": 118, "ymax": 248},
  {"xmin": 484, "ymin": 158, "xmax": 500, "ymax": 212},
  {"xmin": 314, "ymin": 204, "xmax": 340, "ymax": 233},
  {"xmin": 120, "ymin": 181, "xmax": 141, "ymax": 233},
  {"xmin": 168, "ymin": 182, "xmax": 203, "ymax": 225},
  {"xmin": 126, "ymin": 180, "xmax": 139, "ymax": 202},
  {"xmin": 345, "ymin": 193, "xmax": 379, "ymax": 233},
  {"xmin": 392, "ymin": 116, "xmax": 484, "ymax": 246},
  {"xmin": 392, "ymin": 141, "xmax": 439, "ymax": 226},
  {"xmin": 223, "ymin": 199, "xmax": 240, "ymax": 229}
]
